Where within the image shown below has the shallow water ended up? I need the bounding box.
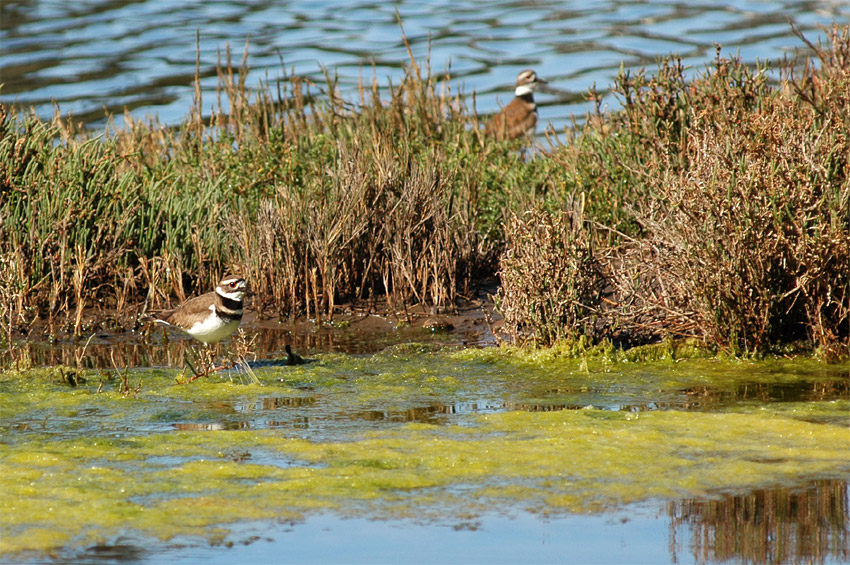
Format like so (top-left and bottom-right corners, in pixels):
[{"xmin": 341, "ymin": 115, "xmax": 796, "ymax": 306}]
[
  {"xmin": 58, "ymin": 496, "xmax": 850, "ymax": 564},
  {"xmin": 2, "ymin": 1, "xmax": 849, "ymax": 133},
  {"xmin": 1, "ymin": 346, "xmax": 848, "ymax": 562},
  {"xmin": 10, "ymin": 309, "xmax": 490, "ymax": 369}
]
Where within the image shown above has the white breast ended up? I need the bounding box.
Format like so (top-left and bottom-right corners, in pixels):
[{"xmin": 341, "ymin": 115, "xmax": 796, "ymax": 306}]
[{"xmin": 186, "ymin": 305, "xmax": 241, "ymax": 343}]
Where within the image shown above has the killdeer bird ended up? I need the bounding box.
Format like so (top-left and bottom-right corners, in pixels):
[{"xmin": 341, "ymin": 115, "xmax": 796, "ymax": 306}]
[
  {"xmin": 154, "ymin": 277, "xmax": 247, "ymax": 344},
  {"xmin": 484, "ymin": 69, "xmax": 547, "ymax": 141}
]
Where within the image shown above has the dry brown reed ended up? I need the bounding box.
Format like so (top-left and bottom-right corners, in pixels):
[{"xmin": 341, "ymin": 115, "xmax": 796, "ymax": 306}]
[
  {"xmin": 499, "ymin": 25, "xmax": 849, "ymax": 355},
  {"xmin": 226, "ymin": 35, "xmax": 485, "ymax": 321},
  {"xmin": 1, "ymin": 24, "xmax": 847, "ymax": 359}
]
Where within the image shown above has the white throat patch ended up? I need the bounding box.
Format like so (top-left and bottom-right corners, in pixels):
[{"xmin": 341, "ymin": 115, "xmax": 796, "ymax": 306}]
[{"xmin": 515, "ymin": 84, "xmax": 535, "ymax": 96}]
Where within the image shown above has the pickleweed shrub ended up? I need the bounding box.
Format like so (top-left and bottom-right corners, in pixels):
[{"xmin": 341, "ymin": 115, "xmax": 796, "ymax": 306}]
[
  {"xmin": 638, "ymin": 27, "xmax": 849, "ymax": 354},
  {"xmin": 533, "ymin": 25, "xmax": 850, "ymax": 354},
  {"xmin": 496, "ymin": 204, "xmax": 607, "ymax": 345},
  {"xmin": 640, "ymin": 95, "xmax": 848, "ymax": 353}
]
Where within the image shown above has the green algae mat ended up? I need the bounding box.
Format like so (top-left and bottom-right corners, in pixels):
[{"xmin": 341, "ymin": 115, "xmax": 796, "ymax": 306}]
[{"xmin": 1, "ymin": 345, "xmax": 848, "ymax": 558}]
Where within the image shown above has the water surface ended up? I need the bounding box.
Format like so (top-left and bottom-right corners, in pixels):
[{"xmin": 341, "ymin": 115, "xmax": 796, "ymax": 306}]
[
  {"xmin": 1, "ymin": 347, "xmax": 848, "ymax": 562},
  {"xmin": 2, "ymin": 1, "xmax": 848, "ymax": 133}
]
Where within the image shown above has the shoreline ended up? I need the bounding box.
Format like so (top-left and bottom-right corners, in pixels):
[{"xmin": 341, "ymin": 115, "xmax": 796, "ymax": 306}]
[{"xmin": 5, "ymin": 288, "xmax": 503, "ymax": 370}]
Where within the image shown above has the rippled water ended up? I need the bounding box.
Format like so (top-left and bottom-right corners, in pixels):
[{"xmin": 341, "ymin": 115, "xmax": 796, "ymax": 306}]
[{"xmin": 2, "ymin": 0, "xmax": 848, "ymax": 133}]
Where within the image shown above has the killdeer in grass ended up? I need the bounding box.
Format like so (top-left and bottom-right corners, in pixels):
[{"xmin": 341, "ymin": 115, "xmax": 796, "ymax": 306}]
[
  {"xmin": 484, "ymin": 69, "xmax": 547, "ymax": 141},
  {"xmin": 154, "ymin": 277, "xmax": 247, "ymax": 344}
]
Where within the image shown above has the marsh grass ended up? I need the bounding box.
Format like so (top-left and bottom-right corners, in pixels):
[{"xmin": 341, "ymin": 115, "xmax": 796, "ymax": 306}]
[
  {"xmin": 0, "ymin": 25, "xmax": 847, "ymax": 358},
  {"xmin": 631, "ymin": 27, "xmax": 849, "ymax": 356},
  {"xmin": 0, "ymin": 32, "xmax": 509, "ymax": 336},
  {"xmin": 644, "ymin": 31, "xmax": 845, "ymax": 354},
  {"xmin": 500, "ymin": 25, "xmax": 849, "ymax": 356}
]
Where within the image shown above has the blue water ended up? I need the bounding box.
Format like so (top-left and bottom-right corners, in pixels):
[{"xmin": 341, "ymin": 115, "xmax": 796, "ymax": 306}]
[
  {"xmin": 51, "ymin": 496, "xmax": 850, "ymax": 565},
  {"xmin": 1, "ymin": 0, "xmax": 848, "ymax": 134},
  {"xmin": 168, "ymin": 510, "xmax": 674, "ymax": 564}
]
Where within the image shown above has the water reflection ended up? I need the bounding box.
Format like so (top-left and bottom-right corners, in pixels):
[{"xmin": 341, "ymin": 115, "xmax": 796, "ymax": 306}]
[
  {"xmin": 60, "ymin": 480, "xmax": 849, "ymax": 564},
  {"xmin": 6, "ymin": 320, "xmax": 470, "ymax": 369},
  {"xmin": 670, "ymin": 479, "xmax": 849, "ymax": 564},
  {"xmin": 351, "ymin": 402, "xmax": 458, "ymax": 424},
  {"xmin": 73, "ymin": 541, "xmax": 149, "ymax": 563},
  {"xmin": 172, "ymin": 422, "xmax": 242, "ymax": 431},
  {"xmin": 233, "ymin": 395, "xmax": 317, "ymax": 412},
  {"xmin": 504, "ymin": 378, "xmax": 850, "ymax": 414},
  {"xmin": 172, "ymin": 372, "xmax": 850, "ymax": 433},
  {"xmin": 682, "ymin": 380, "xmax": 850, "ymax": 405}
]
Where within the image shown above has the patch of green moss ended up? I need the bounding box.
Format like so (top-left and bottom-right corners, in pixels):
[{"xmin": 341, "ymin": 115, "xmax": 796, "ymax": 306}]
[{"xmin": 1, "ymin": 350, "xmax": 847, "ymax": 557}]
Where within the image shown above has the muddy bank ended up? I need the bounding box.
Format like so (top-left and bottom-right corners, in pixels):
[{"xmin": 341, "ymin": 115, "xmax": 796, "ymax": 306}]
[{"xmin": 5, "ymin": 287, "xmax": 503, "ymax": 369}]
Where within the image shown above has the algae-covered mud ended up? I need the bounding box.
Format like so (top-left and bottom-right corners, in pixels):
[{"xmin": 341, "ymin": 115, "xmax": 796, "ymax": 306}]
[{"xmin": 1, "ymin": 346, "xmax": 848, "ymax": 563}]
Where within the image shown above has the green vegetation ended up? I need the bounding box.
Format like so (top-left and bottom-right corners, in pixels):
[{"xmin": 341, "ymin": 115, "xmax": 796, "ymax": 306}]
[
  {"xmin": 1, "ymin": 349, "xmax": 847, "ymax": 557},
  {"xmin": 1, "ymin": 26, "xmax": 847, "ymax": 356},
  {"xmin": 499, "ymin": 27, "xmax": 849, "ymax": 356}
]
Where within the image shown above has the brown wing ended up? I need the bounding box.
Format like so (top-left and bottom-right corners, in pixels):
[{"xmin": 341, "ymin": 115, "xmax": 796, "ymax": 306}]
[
  {"xmin": 485, "ymin": 98, "xmax": 537, "ymax": 141},
  {"xmin": 484, "ymin": 108, "xmax": 508, "ymax": 138},
  {"xmin": 162, "ymin": 292, "xmax": 215, "ymax": 326}
]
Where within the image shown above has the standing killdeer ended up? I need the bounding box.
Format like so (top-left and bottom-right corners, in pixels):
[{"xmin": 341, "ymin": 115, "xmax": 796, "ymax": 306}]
[
  {"xmin": 154, "ymin": 277, "xmax": 247, "ymax": 344},
  {"xmin": 484, "ymin": 69, "xmax": 547, "ymax": 141}
]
